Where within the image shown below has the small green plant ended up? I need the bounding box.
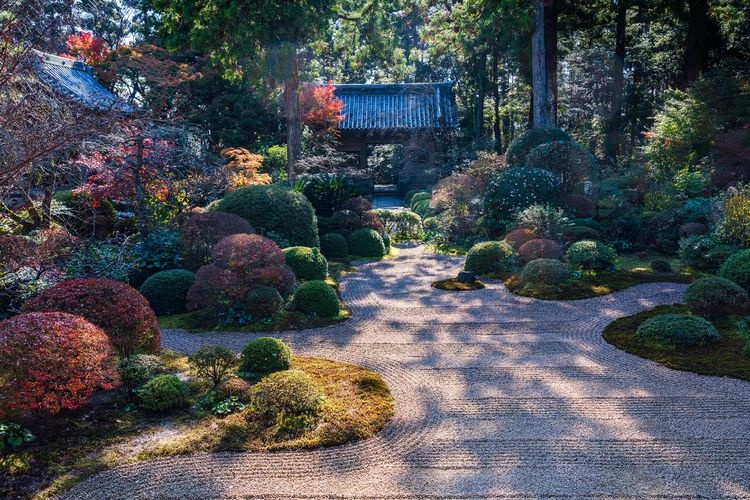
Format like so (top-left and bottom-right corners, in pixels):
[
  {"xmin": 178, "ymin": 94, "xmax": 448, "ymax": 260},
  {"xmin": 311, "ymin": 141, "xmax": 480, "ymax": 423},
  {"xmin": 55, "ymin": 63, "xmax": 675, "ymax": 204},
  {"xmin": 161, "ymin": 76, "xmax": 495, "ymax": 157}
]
[
  {"xmin": 251, "ymin": 369, "xmax": 323, "ymax": 437},
  {"xmin": 211, "ymin": 396, "xmax": 247, "ymax": 416},
  {"xmin": 239, "ymin": 337, "xmax": 291, "ymax": 382},
  {"xmin": 520, "ymin": 259, "xmax": 570, "ymax": 286},
  {"xmin": 685, "ymin": 277, "xmax": 749, "ymax": 319},
  {"xmin": 189, "ymin": 345, "xmax": 238, "ymax": 390},
  {"xmin": 464, "ymin": 241, "xmax": 515, "ymax": 275},
  {"xmin": 139, "ymin": 269, "xmax": 196, "ymax": 316},
  {"xmin": 138, "ymin": 374, "xmax": 189, "ymax": 412},
  {"xmin": 246, "ymin": 286, "xmax": 284, "ymax": 318},
  {"xmin": 293, "ymin": 280, "xmax": 340, "ymax": 317},
  {"xmin": 636, "ymin": 313, "xmax": 720, "ymax": 346},
  {"xmin": 319, "ymin": 233, "xmax": 349, "ymax": 259},
  {"xmin": 0, "ymin": 422, "xmax": 35, "ymax": 451},
  {"xmin": 565, "ymin": 240, "xmax": 616, "ymax": 270},
  {"xmin": 514, "ymin": 204, "xmax": 571, "ymax": 240},
  {"xmin": 119, "ymin": 354, "xmax": 169, "ymax": 389},
  {"xmin": 283, "ymin": 246, "xmax": 328, "ymax": 280},
  {"xmin": 347, "ymin": 228, "xmax": 386, "ymax": 258}
]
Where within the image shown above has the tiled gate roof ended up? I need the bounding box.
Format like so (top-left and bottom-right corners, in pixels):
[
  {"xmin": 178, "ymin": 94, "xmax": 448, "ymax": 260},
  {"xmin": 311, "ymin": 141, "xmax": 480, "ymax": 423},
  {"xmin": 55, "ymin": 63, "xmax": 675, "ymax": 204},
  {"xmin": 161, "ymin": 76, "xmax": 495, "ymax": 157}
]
[{"xmin": 333, "ymin": 81, "xmax": 457, "ymax": 131}]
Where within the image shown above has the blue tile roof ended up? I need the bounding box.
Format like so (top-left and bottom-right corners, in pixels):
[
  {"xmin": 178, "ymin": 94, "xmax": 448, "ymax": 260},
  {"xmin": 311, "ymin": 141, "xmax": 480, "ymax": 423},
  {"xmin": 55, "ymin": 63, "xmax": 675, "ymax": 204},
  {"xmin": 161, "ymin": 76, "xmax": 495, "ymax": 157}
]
[
  {"xmin": 333, "ymin": 82, "xmax": 458, "ymax": 131},
  {"xmin": 32, "ymin": 50, "xmax": 133, "ymax": 113}
]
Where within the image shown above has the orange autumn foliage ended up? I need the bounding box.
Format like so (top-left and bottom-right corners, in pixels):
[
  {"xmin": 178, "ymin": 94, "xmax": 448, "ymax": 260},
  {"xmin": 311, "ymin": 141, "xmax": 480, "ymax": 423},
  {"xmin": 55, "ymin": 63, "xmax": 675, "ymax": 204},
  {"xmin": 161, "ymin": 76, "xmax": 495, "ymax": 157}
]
[{"xmin": 220, "ymin": 147, "xmax": 272, "ymax": 190}]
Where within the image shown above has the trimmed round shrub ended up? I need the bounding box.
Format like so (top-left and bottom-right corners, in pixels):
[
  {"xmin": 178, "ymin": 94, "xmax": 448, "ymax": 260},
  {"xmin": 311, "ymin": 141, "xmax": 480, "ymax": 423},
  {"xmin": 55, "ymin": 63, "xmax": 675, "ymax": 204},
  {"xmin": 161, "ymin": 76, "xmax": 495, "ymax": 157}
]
[
  {"xmin": 382, "ymin": 232, "xmax": 392, "ymax": 253},
  {"xmin": 175, "ymin": 211, "xmax": 255, "ymax": 271},
  {"xmin": 138, "ymin": 374, "xmax": 189, "ymax": 411},
  {"xmin": 211, "ymin": 185, "xmax": 319, "ymax": 247},
  {"xmin": 685, "ymin": 277, "xmax": 749, "ymax": 318},
  {"xmin": 373, "ymin": 209, "xmax": 424, "ymax": 241},
  {"xmin": 650, "ymin": 259, "xmax": 673, "ymax": 273},
  {"xmin": 411, "ymin": 198, "xmax": 432, "ymax": 218},
  {"xmin": 239, "ymin": 337, "xmax": 291, "ymax": 382},
  {"xmin": 249, "ymin": 265, "xmax": 297, "ymax": 298},
  {"xmin": 23, "ymin": 278, "xmax": 160, "ymax": 356},
  {"xmin": 679, "ymin": 234, "xmax": 738, "ymax": 271},
  {"xmin": 283, "ymin": 246, "xmax": 328, "ymax": 281},
  {"xmin": 504, "ymin": 228, "xmax": 536, "ymax": 250},
  {"xmin": 518, "ymin": 239, "xmax": 564, "ymax": 262},
  {"xmin": 563, "ymin": 194, "xmax": 595, "ymax": 218},
  {"xmin": 320, "ymin": 233, "xmax": 349, "ymax": 259},
  {"xmin": 251, "ymin": 369, "xmax": 322, "ymax": 421},
  {"xmin": 464, "ymin": 241, "xmax": 515, "ymax": 275},
  {"xmin": 526, "ymin": 140, "xmax": 596, "ymax": 193},
  {"xmin": 565, "ymin": 240, "xmax": 616, "ymax": 270},
  {"xmin": 293, "ymin": 280, "xmax": 340, "ymax": 317},
  {"xmin": 119, "ymin": 354, "xmax": 168, "ymax": 389},
  {"xmin": 505, "ymin": 128, "xmax": 571, "ymax": 165},
  {"xmin": 247, "ymin": 286, "xmax": 284, "ymax": 318},
  {"xmin": 186, "ymin": 264, "xmax": 246, "ymax": 311},
  {"xmin": 139, "ymin": 269, "xmax": 196, "ymax": 316},
  {"xmin": 212, "ymin": 233, "xmax": 285, "ymax": 272},
  {"xmin": 484, "ymin": 167, "xmax": 561, "ymax": 219},
  {"xmin": 347, "ymin": 228, "xmax": 386, "ymax": 257},
  {"xmin": 0, "ymin": 312, "xmax": 119, "ymax": 416},
  {"xmin": 405, "ymin": 189, "xmax": 429, "ymax": 205},
  {"xmin": 189, "ymin": 345, "xmax": 238, "ymax": 389},
  {"xmin": 562, "ymin": 226, "xmax": 601, "ymax": 243},
  {"xmin": 521, "ymin": 259, "xmax": 570, "ymax": 286},
  {"xmin": 636, "ymin": 314, "xmax": 720, "ymax": 346},
  {"xmin": 719, "ymin": 249, "xmax": 750, "ymax": 292}
]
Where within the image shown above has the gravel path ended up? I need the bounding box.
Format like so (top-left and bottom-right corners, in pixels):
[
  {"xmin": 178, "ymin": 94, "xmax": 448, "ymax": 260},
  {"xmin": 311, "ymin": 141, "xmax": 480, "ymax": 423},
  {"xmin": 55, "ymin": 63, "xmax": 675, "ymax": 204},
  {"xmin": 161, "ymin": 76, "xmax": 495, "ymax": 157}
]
[{"xmin": 65, "ymin": 245, "xmax": 750, "ymax": 498}]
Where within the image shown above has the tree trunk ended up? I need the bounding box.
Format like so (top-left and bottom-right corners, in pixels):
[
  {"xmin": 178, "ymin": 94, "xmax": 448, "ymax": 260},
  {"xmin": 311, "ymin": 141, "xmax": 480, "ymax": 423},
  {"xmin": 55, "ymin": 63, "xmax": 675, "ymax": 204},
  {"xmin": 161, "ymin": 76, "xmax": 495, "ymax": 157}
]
[
  {"xmin": 684, "ymin": 0, "xmax": 711, "ymax": 84},
  {"xmin": 132, "ymin": 136, "xmax": 149, "ymax": 240},
  {"xmin": 285, "ymin": 48, "xmax": 301, "ymax": 184},
  {"xmin": 607, "ymin": 0, "xmax": 627, "ymax": 157},
  {"xmin": 475, "ymin": 54, "xmax": 486, "ymax": 146},
  {"xmin": 492, "ymin": 45, "xmax": 502, "ymax": 153},
  {"xmin": 501, "ymin": 67, "xmax": 512, "ymax": 147},
  {"xmin": 544, "ymin": 0, "xmax": 558, "ymax": 127},
  {"xmin": 531, "ymin": 0, "xmax": 552, "ymax": 128}
]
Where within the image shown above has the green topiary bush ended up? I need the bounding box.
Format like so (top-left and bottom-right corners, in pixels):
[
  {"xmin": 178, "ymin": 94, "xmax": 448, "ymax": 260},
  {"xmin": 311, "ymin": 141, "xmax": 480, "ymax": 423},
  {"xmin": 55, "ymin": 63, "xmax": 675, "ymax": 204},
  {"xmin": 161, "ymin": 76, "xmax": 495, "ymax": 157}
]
[
  {"xmin": 251, "ymin": 369, "xmax": 323, "ymax": 431},
  {"xmin": 119, "ymin": 354, "xmax": 168, "ymax": 389},
  {"xmin": 636, "ymin": 314, "xmax": 720, "ymax": 346},
  {"xmin": 565, "ymin": 240, "xmax": 616, "ymax": 270},
  {"xmin": 520, "ymin": 259, "xmax": 570, "ymax": 286},
  {"xmin": 719, "ymin": 249, "xmax": 750, "ymax": 292},
  {"xmin": 484, "ymin": 167, "xmax": 561, "ymax": 219},
  {"xmin": 684, "ymin": 277, "xmax": 749, "ymax": 318},
  {"xmin": 464, "ymin": 241, "xmax": 515, "ymax": 275},
  {"xmin": 517, "ymin": 238, "xmax": 564, "ymax": 262},
  {"xmin": 679, "ymin": 234, "xmax": 738, "ymax": 271},
  {"xmin": 320, "ymin": 233, "xmax": 349, "ymax": 259},
  {"xmin": 505, "ymin": 128, "xmax": 572, "ymax": 165},
  {"xmin": 139, "ymin": 269, "xmax": 196, "ymax": 316},
  {"xmin": 526, "ymin": 140, "xmax": 596, "ymax": 193},
  {"xmin": 239, "ymin": 337, "xmax": 291, "ymax": 382},
  {"xmin": 138, "ymin": 374, "xmax": 189, "ymax": 411},
  {"xmin": 211, "ymin": 185, "xmax": 319, "ymax": 247},
  {"xmin": 347, "ymin": 228, "xmax": 386, "ymax": 257},
  {"xmin": 293, "ymin": 280, "xmax": 340, "ymax": 317},
  {"xmin": 562, "ymin": 225, "xmax": 601, "ymax": 243},
  {"xmin": 650, "ymin": 259, "xmax": 673, "ymax": 273},
  {"xmin": 283, "ymin": 246, "xmax": 328, "ymax": 281},
  {"xmin": 247, "ymin": 286, "xmax": 284, "ymax": 318}
]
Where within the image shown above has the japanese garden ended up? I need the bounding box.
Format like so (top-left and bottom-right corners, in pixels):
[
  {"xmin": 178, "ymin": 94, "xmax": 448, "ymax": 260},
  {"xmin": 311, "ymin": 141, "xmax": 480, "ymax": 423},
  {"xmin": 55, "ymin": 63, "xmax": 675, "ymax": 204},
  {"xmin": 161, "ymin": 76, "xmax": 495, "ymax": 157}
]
[{"xmin": 1, "ymin": 0, "xmax": 750, "ymax": 497}]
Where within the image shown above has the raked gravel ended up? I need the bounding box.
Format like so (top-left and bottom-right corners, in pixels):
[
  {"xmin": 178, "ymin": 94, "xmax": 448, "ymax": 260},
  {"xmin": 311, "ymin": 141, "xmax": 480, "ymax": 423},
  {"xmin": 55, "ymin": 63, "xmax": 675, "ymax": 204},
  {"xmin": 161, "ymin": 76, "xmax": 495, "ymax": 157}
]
[{"xmin": 63, "ymin": 245, "xmax": 750, "ymax": 499}]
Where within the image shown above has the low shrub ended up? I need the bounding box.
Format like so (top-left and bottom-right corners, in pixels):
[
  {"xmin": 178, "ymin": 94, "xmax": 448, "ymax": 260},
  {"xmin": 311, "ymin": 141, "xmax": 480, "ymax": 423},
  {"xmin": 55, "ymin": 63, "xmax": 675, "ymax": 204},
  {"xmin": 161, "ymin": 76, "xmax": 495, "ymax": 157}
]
[
  {"xmin": 410, "ymin": 198, "xmax": 432, "ymax": 218},
  {"xmin": 23, "ymin": 278, "xmax": 160, "ymax": 356},
  {"xmin": 679, "ymin": 234, "xmax": 739, "ymax": 271},
  {"xmin": 211, "ymin": 185, "xmax": 319, "ymax": 247},
  {"xmin": 373, "ymin": 209, "xmax": 424, "ymax": 241},
  {"xmin": 341, "ymin": 196, "xmax": 373, "ymax": 215},
  {"xmin": 409, "ymin": 192, "xmax": 431, "ymax": 207},
  {"xmin": 320, "ymin": 233, "xmax": 349, "ymax": 259},
  {"xmin": 186, "ymin": 264, "xmax": 246, "ymax": 311},
  {"xmin": 565, "ymin": 240, "xmax": 616, "ymax": 270},
  {"xmin": 283, "ymin": 246, "xmax": 328, "ymax": 281},
  {"xmin": 0, "ymin": 312, "xmax": 119, "ymax": 416},
  {"xmin": 293, "ymin": 280, "xmax": 340, "ymax": 317},
  {"xmin": 518, "ymin": 239, "xmax": 564, "ymax": 262},
  {"xmin": 330, "ymin": 209, "xmax": 385, "ymax": 235},
  {"xmin": 563, "ymin": 194, "xmax": 595, "ymax": 218},
  {"xmin": 175, "ymin": 211, "xmax": 254, "ymax": 271},
  {"xmin": 347, "ymin": 228, "xmax": 386, "ymax": 257},
  {"xmin": 404, "ymin": 189, "xmax": 429, "ymax": 205},
  {"xmin": 484, "ymin": 167, "xmax": 561, "ymax": 219},
  {"xmin": 189, "ymin": 345, "xmax": 238, "ymax": 390},
  {"xmin": 513, "ymin": 204, "xmax": 571, "ymax": 240},
  {"xmin": 247, "ymin": 286, "xmax": 284, "ymax": 318},
  {"xmin": 138, "ymin": 374, "xmax": 189, "ymax": 412},
  {"xmin": 239, "ymin": 337, "xmax": 291, "ymax": 382},
  {"xmin": 718, "ymin": 185, "xmax": 750, "ymax": 247},
  {"xmin": 526, "ymin": 140, "xmax": 596, "ymax": 194},
  {"xmin": 636, "ymin": 314, "xmax": 720, "ymax": 346},
  {"xmin": 119, "ymin": 354, "xmax": 168, "ymax": 389},
  {"xmin": 503, "ymin": 228, "xmax": 536, "ymax": 250},
  {"xmin": 684, "ymin": 277, "xmax": 749, "ymax": 318},
  {"xmin": 719, "ymin": 249, "xmax": 750, "ymax": 291},
  {"xmin": 251, "ymin": 369, "xmax": 323, "ymax": 426},
  {"xmin": 464, "ymin": 241, "xmax": 515, "ymax": 275},
  {"xmin": 249, "ymin": 265, "xmax": 297, "ymax": 298},
  {"xmin": 562, "ymin": 226, "xmax": 601, "ymax": 243},
  {"xmin": 139, "ymin": 270, "xmax": 196, "ymax": 316},
  {"xmin": 650, "ymin": 259, "xmax": 673, "ymax": 273},
  {"xmin": 520, "ymin": 259, "xmax": 570, "ymax": 286},
  {"xmin": 679, "ymin": 222, "xmax": 708, "ymax": 236},
  {"xmin": 505, "ymin": 128, "xmax": 571, "ymax": 165},
  {"xmin": 212, "ymin": 233, "xmax": 285, "ymax": 273}
]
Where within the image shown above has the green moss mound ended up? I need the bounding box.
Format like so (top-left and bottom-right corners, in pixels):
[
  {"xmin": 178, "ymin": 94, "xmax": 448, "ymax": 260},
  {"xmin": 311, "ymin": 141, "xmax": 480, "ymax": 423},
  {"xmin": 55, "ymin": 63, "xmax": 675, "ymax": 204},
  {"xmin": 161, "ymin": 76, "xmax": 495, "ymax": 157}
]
[
  {"xmin": 565, "ymin": 240, "xmax": 616, "ymax": 270},
  {"xmin": 684, "ymin": 277, "xmax": 748, "ymax": 318},
  {"xmin": 283, "ymin": 246, "xmax": 328, "ymax": 281},
  {"xmin": 239, "ymin": 337, "xmax": 291, "ymax": 382},
  {"xmin": 139, "ymin": 269, "xmax": 196, "ymax": 316},
  {"xmin": 347, "ymin": 228, "xmax": 386, "ymax": 258},
  {"xmin": 247, "ymin": 286, "xmax": 284, "ymax": 318},
  {"xmin": 119, "ymin": 354, "xmax": 168, "ymax": 389},
  {"xmin": 719, "ymin": 249, "xmax": 750, "ymax": 291},
  {"xmin": 636, "ymin": 313, "xmax": 720, "ymax": 346},
  {"xmin": 212, "ymin": 185, "xmax": 319, "ymax": 247},
  {"xmin": 431, "ymin": 278, "xmax": 485, "ymax": 291},
  {"xmin": 320, "ymin": 233, "xmax": 349, "ymax": 259},
  {"xmin": 293, "ymin": 280, "xmax": 340, "ymax": 317},
  {"xmin": 562, "ymin": 225, "xmax": 600, "ymax": 243},
  {"xmin": 505, "ymin": 128, "xmax": 571, "ymax": 165},
  {"xmin": 520, "ymin": 258, "xmax": 570, "ymax": 286},
  {"xmin": 138, "ymin": 374, "xmax": 189, "ymax": 411},
  {"xmin": 464, "ymin": 241, "xmax": 515, "ymax": 275}
]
